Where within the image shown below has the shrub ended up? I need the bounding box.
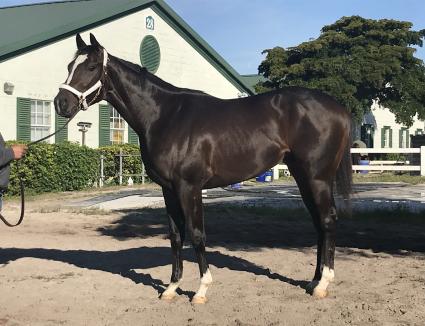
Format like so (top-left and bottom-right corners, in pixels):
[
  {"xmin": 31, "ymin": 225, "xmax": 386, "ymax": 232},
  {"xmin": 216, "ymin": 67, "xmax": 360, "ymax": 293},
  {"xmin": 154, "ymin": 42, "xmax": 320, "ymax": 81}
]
[
  {"xmin": 98, "ymin": 144, "xmax": 145, "ymax": 185},
  {"xmin": 6, "ymin": 141, "xmax": 99, "ymax": 195}
]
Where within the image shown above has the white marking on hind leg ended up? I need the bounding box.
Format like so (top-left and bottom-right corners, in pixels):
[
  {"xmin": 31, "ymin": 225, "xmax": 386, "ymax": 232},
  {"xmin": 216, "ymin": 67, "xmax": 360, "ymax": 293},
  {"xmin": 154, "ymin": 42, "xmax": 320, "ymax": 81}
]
[
  {"xmin": 313, "ymin": 266, "xmax": 334, "ymax": 298},
  {"xmin": 192, "ymin": 269, "xmax": 212, "ymax": 304},
  {"xmin": 161, "ymin": 279, "xmax": 182, "ymax": 300}
]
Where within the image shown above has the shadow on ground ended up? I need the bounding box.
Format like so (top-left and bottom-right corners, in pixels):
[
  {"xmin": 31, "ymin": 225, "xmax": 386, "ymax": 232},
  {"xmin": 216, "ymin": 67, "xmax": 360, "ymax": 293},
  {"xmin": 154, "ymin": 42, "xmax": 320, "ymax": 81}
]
[
  {"xmin": 0, "ymin": 246, "xmax": 308, "ymax": 298},
  {"xmin": 98, "ymin": 203, "xmax": 425, "ymax": 255}
]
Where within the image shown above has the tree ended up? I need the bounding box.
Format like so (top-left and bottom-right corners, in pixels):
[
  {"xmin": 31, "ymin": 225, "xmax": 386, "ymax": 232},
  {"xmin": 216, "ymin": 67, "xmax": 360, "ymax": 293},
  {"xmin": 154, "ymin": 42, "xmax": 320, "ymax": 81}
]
[{"xmin": 257, "ymin": 16, "xmax": 425, "ymax": 126}]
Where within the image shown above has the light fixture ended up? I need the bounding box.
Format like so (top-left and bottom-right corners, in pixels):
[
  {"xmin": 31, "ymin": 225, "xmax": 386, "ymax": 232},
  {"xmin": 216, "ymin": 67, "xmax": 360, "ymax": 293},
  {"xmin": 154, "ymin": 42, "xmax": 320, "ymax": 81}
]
[
  {"xmin": 3, "ymin": 82, "xmax": 14, "ymax": 95},
  {"xmin": 77, "ymin": 121, "xmax": 92, "ymax": 146}
]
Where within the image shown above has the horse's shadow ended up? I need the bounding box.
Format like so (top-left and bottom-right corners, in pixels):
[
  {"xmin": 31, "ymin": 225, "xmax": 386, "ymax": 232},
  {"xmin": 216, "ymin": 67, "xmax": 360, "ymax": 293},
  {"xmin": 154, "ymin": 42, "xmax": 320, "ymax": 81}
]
[{"xmin": 0, "ymin": 246, "xmax": 309, "ymax": 299}]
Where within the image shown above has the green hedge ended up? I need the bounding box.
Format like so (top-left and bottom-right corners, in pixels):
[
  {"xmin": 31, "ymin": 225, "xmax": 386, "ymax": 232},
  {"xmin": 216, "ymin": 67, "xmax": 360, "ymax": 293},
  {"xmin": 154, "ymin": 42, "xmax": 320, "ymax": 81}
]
[
  {"xmin": 6, "ymin": 141, "xmax": 99, "ymax": 195},
  {"xmin": 99, "ymin": 143, "xmax": 146, "ymax": 185},
  {"xmin": 4, "ymin": 142, "xmax": 146, "ymax": 195}
]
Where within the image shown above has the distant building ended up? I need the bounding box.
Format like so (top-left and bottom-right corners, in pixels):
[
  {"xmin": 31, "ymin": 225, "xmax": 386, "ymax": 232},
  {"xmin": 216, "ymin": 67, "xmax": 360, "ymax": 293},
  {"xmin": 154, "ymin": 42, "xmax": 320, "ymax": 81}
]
[
  {"xmin": 355, "ymin": 102, "xmax": 424, "ymax": 149},
  {"xmin": 0, "ymin": 0, "xmax": 253, "ymax": 147},
  {"xmin": 244, "ymin": 75, "xmax": 425, "ymax": 149}
]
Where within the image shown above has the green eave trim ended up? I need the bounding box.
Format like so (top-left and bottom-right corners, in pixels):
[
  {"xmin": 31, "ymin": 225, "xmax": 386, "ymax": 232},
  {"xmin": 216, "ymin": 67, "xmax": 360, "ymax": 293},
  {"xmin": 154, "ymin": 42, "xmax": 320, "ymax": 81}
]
[{"xmin": 0, "ymin": 0, "xmax": 253, "ymax": 95}]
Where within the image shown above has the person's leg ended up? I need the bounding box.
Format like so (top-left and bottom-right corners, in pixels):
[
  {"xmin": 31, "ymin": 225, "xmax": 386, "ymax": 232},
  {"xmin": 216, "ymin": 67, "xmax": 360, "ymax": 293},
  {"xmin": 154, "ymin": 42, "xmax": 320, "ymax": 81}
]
[{"xmin": 0, "ymin": 190, "xmax": 4, "ymax": 211}]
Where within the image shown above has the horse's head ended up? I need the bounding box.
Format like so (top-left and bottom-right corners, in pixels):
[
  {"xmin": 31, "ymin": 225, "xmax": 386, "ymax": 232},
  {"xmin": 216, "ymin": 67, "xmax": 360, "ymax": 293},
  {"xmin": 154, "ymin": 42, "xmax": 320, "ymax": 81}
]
[{"xmin": 54, "ymin": 33, "xmax": 108, "ymax": 118}]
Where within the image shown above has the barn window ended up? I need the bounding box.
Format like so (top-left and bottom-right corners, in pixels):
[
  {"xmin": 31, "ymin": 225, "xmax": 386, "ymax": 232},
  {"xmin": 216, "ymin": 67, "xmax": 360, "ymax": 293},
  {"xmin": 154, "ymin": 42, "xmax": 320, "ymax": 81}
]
[
  {"xmin": 110, "ymin": 107, "xmax": 125, "ymax": 144},
  {"xmin": 399, "ymin": 127, "xmax": 409, "ymax": 148},
  {"xmin": 31, "ymin": 99, "xmax": 51, "ymax": 142},
  {"xmin": 140, "ymin": 35, "xmax": 161, "ymax": 73},
  {"xmin": 381, "ymin": 126, "xmax": 393, "ymax": 148}
]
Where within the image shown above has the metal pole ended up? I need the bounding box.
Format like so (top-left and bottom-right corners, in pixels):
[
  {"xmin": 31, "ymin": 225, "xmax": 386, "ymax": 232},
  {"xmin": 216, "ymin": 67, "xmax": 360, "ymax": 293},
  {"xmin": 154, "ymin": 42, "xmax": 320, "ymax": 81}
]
[
  {"xmin": 119, "ymin": 148, "xmax": 123, "ymax": 185},
  {"xmin": 99, "ymin": 155, "xmax": 104, "ymax": 187}
]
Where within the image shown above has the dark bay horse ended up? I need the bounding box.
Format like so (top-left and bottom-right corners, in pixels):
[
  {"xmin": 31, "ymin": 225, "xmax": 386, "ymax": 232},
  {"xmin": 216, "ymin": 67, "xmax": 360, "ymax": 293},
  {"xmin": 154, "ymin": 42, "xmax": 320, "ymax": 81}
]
[{"xmin": 54, "ymin": 34, "xmax": 352, "ymax": 304}]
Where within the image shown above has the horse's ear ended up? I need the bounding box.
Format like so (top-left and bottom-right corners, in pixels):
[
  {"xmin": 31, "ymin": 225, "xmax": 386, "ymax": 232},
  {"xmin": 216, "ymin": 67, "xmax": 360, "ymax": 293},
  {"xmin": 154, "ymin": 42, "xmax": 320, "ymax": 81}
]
[
  {"xmin": 76, "ymin": 33, "xmax": 86, "ymax": 50},
  {"xmin": 90, "ymin": 33, "xmax": 101, "ymax": 48}
]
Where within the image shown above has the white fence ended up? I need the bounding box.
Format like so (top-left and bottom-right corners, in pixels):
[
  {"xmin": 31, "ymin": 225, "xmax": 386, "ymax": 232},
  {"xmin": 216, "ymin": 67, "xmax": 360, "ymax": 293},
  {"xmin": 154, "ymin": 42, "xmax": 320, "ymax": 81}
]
[
  {"xmin": 101, "ymin": 147, "xmax": 425, "ymax": 186},
  {"xmin": 272, "ymin": 146, "xmax": 425, "ymax": 179}
]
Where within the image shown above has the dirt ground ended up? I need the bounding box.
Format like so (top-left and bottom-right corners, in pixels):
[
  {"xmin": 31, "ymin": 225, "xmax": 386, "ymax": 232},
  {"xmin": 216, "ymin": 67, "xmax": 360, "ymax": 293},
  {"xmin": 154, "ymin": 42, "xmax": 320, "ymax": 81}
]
[{"xmin": 0, "ymin": 189, "xmax": 425, "ymax": 326}]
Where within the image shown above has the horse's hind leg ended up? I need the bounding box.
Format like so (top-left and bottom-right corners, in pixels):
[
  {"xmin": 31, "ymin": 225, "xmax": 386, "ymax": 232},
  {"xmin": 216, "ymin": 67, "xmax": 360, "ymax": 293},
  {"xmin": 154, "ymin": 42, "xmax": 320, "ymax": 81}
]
[
  {"xmin": 308, "ymin": 180, "xmax": 337, "ymax": 298},
  {"xmin": 176, "ymin": 180, "xmax": 212, "ymax": 304},
  {"xmin": 161, "ymin": 187, "xmax": 186, "ymax": 300},
  {"xmin": 288, "ymin": 163, "xmax": 337, "ymax": 298}
]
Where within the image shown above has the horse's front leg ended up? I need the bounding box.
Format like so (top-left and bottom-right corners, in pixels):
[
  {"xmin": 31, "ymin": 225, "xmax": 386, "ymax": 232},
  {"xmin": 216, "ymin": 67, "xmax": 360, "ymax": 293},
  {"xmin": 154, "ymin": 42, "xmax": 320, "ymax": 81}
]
[
  {"xmin": 177, "ymin": 181, "xmax": 212, "ymax": 304},
  {"xmin": 161, "ymin": 187, "xmax": 186, "ymax": 300}
]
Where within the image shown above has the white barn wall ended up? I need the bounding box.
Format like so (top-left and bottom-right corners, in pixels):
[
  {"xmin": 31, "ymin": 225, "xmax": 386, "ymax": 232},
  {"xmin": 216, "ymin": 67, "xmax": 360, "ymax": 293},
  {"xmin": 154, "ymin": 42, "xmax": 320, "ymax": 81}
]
[{"xmin": 0, "ymin": 7, "xmax": 242, "ymax": 146}]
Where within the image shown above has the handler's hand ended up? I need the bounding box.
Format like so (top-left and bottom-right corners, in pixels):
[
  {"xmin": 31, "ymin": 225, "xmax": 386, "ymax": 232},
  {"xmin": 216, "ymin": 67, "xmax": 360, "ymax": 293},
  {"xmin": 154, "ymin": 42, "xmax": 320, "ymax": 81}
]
[{"xmin": 11, "ymin": 144, "xmax": 28, "ymax": 160}]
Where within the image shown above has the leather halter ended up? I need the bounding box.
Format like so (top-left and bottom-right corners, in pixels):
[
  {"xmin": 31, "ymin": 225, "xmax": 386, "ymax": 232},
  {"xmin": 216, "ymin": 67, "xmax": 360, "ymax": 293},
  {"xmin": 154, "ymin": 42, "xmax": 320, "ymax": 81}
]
[{"xmin": 59, "ymin": 48, "xmax": 108, "ymax": 111}]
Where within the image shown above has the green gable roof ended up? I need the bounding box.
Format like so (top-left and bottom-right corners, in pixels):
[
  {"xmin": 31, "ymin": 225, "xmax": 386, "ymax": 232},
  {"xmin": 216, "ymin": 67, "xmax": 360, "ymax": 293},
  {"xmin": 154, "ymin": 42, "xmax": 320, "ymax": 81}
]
[{"xmin": 0, "ymin": 0, "xmax": 253, "ymax": 95}]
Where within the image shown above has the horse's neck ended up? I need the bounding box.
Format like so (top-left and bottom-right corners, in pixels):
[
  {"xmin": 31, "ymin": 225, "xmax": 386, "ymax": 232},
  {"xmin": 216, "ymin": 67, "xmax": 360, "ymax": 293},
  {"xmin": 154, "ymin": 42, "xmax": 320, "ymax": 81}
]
[{"xmin": 105, "ymin": 55, "xmax": 174, "ymax": 137}]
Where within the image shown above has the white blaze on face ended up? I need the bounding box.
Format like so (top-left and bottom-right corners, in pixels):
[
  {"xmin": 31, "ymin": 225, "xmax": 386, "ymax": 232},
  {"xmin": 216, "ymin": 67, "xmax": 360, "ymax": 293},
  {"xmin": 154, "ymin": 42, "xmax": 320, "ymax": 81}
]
[{"xmin": 65, "ymin": 54, "xmax": 88, "ymax": 84}]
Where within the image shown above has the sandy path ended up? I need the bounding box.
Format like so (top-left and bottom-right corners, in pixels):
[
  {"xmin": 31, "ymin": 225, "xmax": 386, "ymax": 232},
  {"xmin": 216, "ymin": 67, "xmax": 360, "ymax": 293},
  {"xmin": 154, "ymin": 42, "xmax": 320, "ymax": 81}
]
[{"xmin": 0, "ymin": 193, "xmax": 424, "ymax": 326}]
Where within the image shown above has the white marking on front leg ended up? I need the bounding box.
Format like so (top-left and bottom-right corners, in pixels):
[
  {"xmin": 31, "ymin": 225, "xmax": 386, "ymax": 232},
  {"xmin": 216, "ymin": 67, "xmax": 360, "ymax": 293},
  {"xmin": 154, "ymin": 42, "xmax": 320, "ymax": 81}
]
[
  {"xmin": 161, "ymin": 279, "xmax": 182, "ymax": 300},
  {"xmin": 192, "ymin": 269, "xmax": 212, "ymax": 303},
  {"xmin": 313, "ymin": 266, "xmax": 335, "ymax": 298}
]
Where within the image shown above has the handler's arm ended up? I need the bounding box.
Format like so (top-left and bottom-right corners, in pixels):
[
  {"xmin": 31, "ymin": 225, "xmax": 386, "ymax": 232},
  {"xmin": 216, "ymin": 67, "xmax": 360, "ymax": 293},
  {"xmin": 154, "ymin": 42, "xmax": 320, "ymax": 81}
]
[{"xmin": 0, "ymin": 145, "xmax": 14, "ymax": 167}]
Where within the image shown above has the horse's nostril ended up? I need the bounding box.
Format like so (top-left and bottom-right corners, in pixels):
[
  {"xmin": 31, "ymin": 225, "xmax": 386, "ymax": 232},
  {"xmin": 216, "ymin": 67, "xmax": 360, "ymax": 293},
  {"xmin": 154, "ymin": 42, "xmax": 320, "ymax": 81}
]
[{"xmin": 60, "ymin": 98, "xmax": 68, "ymax": 110}]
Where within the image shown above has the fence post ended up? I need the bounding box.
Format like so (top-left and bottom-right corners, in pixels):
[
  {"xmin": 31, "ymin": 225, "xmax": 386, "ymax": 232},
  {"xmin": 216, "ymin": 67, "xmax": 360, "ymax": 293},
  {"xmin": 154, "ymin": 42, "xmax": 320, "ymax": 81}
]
[
  {"xmin": 119, "ymin": 148, "xmax": 123, "ymax": 185},
  {"xmin": 99, "ymin": 155, "xmax": 104, "ymax": 187},
  {"xmin": 142, "ymin": 162, "xmax": 146, "ymax": 184},
  {"xmin": 421, "ymin": 146, "xmax": 425, "ymax": 176}
]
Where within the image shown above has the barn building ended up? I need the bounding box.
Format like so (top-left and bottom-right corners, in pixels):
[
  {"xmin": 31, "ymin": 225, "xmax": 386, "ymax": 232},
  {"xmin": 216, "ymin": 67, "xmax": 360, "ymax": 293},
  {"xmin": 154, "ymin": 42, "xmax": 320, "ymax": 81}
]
[
  {"xmin": 0, "ymin": 0, "xmax": 423, "ymax": 150},
  {"xmin": 0, "ymin": 0, "xmax": 253, "ymax": 148}
]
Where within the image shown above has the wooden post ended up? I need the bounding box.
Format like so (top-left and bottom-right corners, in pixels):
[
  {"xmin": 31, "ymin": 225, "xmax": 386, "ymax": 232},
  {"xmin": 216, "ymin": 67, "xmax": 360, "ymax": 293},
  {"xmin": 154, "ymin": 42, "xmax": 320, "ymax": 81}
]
[
  {"xmin": 99, "ymin": 155, "xmax": 104, "ymax": 187},
  {"xmin": 119, "ymin": 148, "xmax": 123, "ymax": 185},
  {"xmin": 421, "ymin": 146, "xmax": 425, "ymax": 176}
]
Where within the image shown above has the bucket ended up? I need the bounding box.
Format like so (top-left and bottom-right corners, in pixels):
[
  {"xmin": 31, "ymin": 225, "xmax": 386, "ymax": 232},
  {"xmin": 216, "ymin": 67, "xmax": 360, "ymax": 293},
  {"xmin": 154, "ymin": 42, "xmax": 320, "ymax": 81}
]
[
  {"xmin": 359, "ymin": 160, "xmax": 369, "ymax": 174},
  {"xmin": 265, "ymin": 170, "xmax": 273, "ymax": 182},
  {"xmin": 256, "ymin": 172, "xmax": 266, "ymax": 182},
  {"xmin": 256, "ymin": 170, "xmax": 273, "ymax": 182}
]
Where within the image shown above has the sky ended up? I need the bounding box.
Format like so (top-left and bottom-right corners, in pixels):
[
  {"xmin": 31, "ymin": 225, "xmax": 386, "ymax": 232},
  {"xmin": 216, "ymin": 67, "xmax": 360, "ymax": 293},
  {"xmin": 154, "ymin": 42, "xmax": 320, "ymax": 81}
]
[{"xmin": 1, "ymin": 0, "xmax": 425, "ymax": 74}]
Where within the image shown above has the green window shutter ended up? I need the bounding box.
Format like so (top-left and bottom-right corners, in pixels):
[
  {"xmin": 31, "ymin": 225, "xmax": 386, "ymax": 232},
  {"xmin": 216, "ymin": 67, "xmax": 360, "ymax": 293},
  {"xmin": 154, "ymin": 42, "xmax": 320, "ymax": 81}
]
[
  {"xmin": 99, "ymin": 104, "xmax": 111, "ymax": 147},
  {"xmin": 128, "ymin": 126, "xmax": 139, "ymax": 145},
  {"xmin": 381, "ymin": 128, "xmax": 385, "ymax": 148},
  {"xmin": 399, "ymin": 129, "xmax": 403, "ymax": 148},
  {"xmin": 140, "ymin": 35, "xmax": 161, "ymax": 73},
  {"xmin": 55, "ymin": 113, "xmax": 68, "ymax": 144},
  {"xmin": 407, "ymin": 130, "xmax": 410, "ymax": 148},
  {"xmin": 389, "ymin": 128, "xmax": 393, "ymax": 148},
  {"xmin": 16, "ymin": 97, "xmax": 31, "ymax": 141},
  {"xmin": 17, "ymin": 97, "xmax": 31, "ymax": 141}
]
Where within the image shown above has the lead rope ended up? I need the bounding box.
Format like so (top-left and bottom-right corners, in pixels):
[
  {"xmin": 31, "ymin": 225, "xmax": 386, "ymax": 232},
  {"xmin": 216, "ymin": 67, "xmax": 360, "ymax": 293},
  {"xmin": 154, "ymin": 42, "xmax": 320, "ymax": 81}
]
[
  {"xmin": 0, "ymin": 50, "xmax": 108, "ymax": 227},
  {"xmin": 0, "ymin": 110, "xmax": 80, "ymax": 227}
]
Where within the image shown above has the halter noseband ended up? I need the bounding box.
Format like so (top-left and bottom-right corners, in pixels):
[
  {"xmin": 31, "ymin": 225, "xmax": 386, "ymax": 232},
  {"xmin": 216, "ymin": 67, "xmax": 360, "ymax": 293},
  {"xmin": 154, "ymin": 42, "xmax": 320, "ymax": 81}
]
[{"xmin": 59, "ymin": 48, "xmax": 109, "ymax": 111}]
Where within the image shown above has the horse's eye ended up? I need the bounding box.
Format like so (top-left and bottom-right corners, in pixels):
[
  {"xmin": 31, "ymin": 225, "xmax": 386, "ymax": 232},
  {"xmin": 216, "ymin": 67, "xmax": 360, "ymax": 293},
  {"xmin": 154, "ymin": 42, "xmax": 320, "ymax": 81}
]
[{"xmin": 88, "ymin": 65, "xmax": 96, "ymax": 71}]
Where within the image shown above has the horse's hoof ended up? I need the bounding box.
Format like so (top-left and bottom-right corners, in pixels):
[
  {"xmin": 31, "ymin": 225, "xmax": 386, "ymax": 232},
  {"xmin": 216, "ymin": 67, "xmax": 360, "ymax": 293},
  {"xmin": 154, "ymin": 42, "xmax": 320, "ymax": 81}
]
[
  {"xmin": 313, "ymin": 288, "xmax": 328, "ymax": 299},
  {"xmin": 191, "ymin": 296, "xmax": 208, "ymax": 304},
  {"xmin": 160, "ymin": 293, "xmax": 176, "ymax": 301}
]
